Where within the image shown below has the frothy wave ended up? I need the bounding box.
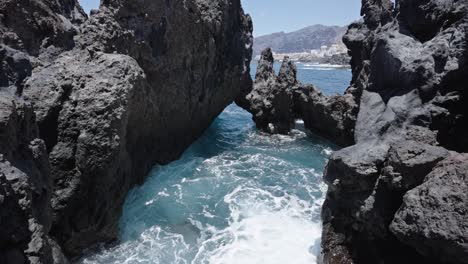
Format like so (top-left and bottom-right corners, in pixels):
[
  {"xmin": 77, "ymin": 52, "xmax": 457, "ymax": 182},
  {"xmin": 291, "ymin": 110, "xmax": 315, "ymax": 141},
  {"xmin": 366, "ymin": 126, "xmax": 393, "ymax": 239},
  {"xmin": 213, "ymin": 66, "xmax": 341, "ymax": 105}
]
[
  {"xmin": 79, "ymin": 105, "xmax": 336, "ymax": 264},
  {"xmin": 194, "ymin": 186, "xmax": 322, "ymax": 264}
]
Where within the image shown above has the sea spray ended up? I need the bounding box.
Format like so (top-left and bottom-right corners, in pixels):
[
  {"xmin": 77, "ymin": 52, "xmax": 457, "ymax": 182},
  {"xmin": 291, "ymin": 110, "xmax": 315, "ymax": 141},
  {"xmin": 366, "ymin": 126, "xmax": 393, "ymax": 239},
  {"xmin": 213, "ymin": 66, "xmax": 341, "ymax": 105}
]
[{"xmin": 80, "ymin": 65, "xmax": 350, "ymax": 264}]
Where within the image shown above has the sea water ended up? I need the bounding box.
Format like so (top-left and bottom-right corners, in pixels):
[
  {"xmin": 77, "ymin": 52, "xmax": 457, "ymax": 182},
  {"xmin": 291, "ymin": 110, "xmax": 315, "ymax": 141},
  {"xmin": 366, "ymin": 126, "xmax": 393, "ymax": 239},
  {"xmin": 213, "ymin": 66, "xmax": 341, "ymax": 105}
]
[{"xmin": 80, "ymin": 63, "xmax": 351, "ymax": 264}]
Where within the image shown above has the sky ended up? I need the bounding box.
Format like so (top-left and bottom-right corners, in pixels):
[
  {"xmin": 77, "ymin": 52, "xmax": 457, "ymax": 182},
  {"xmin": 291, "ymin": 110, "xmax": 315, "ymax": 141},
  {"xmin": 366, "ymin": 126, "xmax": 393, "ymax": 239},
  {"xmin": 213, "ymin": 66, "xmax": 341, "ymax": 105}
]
[
  {"xmin": 242, "ymin": 0, "xmax": 361, "ymax": 36},
  {"xmin": 79, "ymin": 0, "xmax": 362, "ymax": 37}
]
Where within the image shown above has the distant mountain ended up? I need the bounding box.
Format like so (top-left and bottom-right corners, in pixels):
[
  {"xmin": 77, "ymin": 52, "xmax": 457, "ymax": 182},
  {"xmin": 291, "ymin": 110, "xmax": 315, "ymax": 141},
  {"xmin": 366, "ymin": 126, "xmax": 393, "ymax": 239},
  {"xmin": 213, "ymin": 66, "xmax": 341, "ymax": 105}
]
[{"xmin": 253, "ymin": 24, "xmax": 347, "ymax": 55}]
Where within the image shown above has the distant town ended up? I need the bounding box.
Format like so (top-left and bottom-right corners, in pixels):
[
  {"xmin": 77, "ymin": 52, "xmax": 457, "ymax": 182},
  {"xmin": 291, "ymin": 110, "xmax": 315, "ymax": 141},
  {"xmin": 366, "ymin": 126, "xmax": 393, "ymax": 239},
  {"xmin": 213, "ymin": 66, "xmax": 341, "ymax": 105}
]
[{"xmin": 254, "ymin": 43, "xmax": 351, "ymax": 66}]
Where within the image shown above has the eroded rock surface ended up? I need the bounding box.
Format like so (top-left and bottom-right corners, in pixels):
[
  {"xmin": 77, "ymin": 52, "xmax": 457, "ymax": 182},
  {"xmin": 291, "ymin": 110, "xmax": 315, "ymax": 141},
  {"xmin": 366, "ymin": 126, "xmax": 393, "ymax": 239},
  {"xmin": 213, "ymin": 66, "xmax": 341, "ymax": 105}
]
[
  {"xmin": 0, "ymin": 0, "xmax": 252, "ymax": 261},
  {"xmin": 0, "ymin": 91, "xmax": 61, "ymax": 264},
  {"xmin": 241, "ymin": 48, "xmax": 294, "ymax": 134},
  {"xmin": 391, "ymin": 154, "xmax": 468, "ymax": 264},
  {"xmin": 321, "ymin": 0, "xmax": 468, "ymax": 263}
]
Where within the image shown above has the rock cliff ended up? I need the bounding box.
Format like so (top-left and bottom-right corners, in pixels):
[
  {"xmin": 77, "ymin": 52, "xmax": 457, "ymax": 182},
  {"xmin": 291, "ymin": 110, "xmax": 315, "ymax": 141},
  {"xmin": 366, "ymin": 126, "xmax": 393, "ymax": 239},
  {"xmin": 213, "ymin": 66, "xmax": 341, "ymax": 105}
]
[
  {"xmin": 321, "ymin": 0, "xmax": 468, "ymax": 263},
  {"xmin": 0, "ymin": 0, "xmax": 252, "ymax": 262}
]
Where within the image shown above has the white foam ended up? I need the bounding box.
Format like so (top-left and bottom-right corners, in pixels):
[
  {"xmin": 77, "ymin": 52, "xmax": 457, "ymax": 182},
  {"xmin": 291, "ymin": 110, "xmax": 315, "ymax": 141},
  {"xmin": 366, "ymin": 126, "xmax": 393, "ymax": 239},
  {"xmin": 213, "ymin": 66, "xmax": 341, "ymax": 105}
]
[
  {"xmin": 193, "ymin": 186, "xmax": 322, "ymax": 264},
  {"xmin": 322, "ymin": 147, "xmax": 333, "ymax": 156}
]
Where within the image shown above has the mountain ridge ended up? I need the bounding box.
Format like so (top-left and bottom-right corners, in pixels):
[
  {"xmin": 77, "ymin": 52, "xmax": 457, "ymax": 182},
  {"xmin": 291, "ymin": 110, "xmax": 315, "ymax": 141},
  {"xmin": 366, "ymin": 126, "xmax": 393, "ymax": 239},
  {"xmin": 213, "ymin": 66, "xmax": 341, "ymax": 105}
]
[{"xmin": 253, "ymin": 24, "xmax": 347, "ymax": 55}]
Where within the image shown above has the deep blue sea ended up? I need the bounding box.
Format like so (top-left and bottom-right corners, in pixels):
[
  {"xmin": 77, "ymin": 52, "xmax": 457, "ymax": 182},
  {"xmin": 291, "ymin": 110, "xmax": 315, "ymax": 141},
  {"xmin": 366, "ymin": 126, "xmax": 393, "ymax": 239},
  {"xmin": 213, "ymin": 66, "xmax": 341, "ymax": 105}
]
[{"xmin": 81, "ymin": 63, "xmax": 351, "ymax": 264}]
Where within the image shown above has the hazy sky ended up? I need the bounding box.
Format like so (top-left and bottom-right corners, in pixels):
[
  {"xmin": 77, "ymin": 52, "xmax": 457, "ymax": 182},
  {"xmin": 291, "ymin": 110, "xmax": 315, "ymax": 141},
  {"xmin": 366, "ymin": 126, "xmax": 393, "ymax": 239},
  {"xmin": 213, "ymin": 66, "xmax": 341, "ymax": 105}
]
[
  {"xmin": 242, "ymin": 0, "xmax": 361, "ymax": 36},
  {"xmin": 79, "ymin": 0, "xmax": 362, "ymax": 37}
]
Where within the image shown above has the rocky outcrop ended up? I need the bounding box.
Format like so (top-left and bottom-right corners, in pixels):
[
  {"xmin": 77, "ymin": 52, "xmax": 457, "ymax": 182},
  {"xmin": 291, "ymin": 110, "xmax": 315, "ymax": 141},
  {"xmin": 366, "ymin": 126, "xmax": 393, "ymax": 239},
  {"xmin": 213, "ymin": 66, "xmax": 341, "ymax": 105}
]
[
  {"xmin": 1, "ymin": 0, "xmax": 252, "ymax": 261},
  {"xmin": 321, "ymin": 0, "xmax": 468, "ymax": 263},
  {"xmin": 241, "ymin": 48, "xmax": 356, "ymax": 145},
  {"xmin": 293, "ymin": 86, "xmax": 356, "ymax": 146},
  {"xmin": 0, "ymin": 0, "xmax": 85, "ymax": 58},
  {"xmin": 391, "ymin": 154, "xmax": 468, "ymax": 264},
  {"xmin": 0, "ymin": 91, "xmax": 62, "ymax": 264},
  {"xmin": 241, "ymin": 48, "xmax": 294, "ymax": 134},
  {"xmin": 0, "ymin": 1, "xmax": 85, "ymax": 262}
]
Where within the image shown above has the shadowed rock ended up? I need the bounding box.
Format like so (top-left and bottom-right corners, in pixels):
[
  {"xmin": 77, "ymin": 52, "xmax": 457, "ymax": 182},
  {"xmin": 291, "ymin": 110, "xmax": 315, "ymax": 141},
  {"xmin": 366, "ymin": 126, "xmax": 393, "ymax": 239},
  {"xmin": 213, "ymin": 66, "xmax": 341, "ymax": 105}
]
[
  {"xmin": 391, "ymin": 154, "xmax": 468, "ymax": 264},
  {"xmin": 321, "ymin": 0, "xmax": 468, "ymax": 263}
]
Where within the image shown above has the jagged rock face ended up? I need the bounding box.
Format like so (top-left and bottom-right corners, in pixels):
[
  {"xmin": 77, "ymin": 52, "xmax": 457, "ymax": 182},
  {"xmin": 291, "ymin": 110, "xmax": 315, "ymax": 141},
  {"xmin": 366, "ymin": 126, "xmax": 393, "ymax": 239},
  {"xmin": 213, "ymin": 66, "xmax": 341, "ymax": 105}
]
[
  {"xmin": 0, "ymin": 45, "xmax": 32, "ymax": 93},
  {"xmin": 390, "ymin": 154, "xmax": 468, "ymax": 264},
  {"xmin": 242, "ymin": 48, "xmax": 294, "ymax": 134},
  {"xmin": 0, "ymin": 0, "xmax": 84, "ymax": 261},
  {"xmin": 23, "ymin": 0, "xmax": 252, "ymax": 257},
  {"xmin": 1, "ymin": 0, "xmax": 252, "ymax": 261},
  {"xmin": 241, "ymin": 48, "xmax": 356, "ymax": 144},
  {"xmin": 361, "ymin": 0, "xmax": 393, "ymax": 29},
  {"xmin": 0, "ymin": 91, "xmax": 63, "ymax": 264},
  {"xmin": 24, "ymin": 51, "xmax": 150, "ymax": 255},
  {"xmin": 293, "ymin": 87, "xmax": 356, "ymax": 146},
  {"xmin": 322, "ymin": 0, "xmax": 468, "ymax": 263},
  {"xmin": 0, "ymin": 0, "xmax": 86, "ymax": 57}
]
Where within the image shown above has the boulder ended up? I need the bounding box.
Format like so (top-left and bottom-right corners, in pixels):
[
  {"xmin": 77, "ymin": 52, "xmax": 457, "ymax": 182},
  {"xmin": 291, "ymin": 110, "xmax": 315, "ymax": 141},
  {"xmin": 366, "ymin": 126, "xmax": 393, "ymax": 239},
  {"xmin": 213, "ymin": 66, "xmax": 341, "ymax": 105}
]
[{"xmin": 390, "ymin": 154, "xmax": 468, "ymax": 264}]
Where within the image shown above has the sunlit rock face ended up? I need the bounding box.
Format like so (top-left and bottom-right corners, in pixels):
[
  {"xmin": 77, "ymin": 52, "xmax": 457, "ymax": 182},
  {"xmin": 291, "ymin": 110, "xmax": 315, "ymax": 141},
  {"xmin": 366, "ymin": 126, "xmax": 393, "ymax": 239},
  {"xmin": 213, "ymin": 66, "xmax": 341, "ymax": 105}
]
[
  {"xmin": 321, "ymin": 0, "xmax": 468, "ymax": 263},
  {"xmin": 1, "ymin": 0, "xmax": 252, "ymax": 261}
]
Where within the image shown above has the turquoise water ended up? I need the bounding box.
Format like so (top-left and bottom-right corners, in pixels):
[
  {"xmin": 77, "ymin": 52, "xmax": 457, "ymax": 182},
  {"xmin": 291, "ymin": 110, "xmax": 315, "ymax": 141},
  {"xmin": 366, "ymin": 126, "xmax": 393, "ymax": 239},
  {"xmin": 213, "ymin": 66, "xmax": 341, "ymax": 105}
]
[{"xmin": 81, "ymin": 64, "xmax": 350, "ymax": 264}]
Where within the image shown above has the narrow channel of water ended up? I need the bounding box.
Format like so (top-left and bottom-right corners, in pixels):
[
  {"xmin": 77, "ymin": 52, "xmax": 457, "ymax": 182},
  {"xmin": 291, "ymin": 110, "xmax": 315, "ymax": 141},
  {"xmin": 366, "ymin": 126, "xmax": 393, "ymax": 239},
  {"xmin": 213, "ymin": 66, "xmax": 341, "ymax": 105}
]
[{"xmin": 81, "ymin": 64, "xmax": 350, "ymax": 264}]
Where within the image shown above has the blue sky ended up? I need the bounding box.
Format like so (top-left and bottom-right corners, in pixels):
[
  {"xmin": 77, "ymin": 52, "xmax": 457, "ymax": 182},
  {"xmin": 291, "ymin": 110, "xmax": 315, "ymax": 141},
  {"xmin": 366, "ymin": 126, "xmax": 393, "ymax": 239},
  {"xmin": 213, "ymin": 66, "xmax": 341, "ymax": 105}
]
[
  {"xmin": 79, "ymin": 0, "xmax": 362, "ymax": 36},
  {"xmin": 79, "ymin": 0, "xmax": 99, "ymax": 14},
  {"xmin": 242, "ymin": 0, "xmax": 361, "ymax": 36}
]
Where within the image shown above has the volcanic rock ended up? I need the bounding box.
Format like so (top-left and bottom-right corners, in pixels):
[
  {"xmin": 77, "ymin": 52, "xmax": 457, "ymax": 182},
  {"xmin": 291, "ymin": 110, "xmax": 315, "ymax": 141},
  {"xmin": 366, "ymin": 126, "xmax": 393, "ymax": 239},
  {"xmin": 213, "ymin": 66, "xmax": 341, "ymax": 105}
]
[
  {"xmin": 321, "ymin": 0, "xmax": 468, "ymax": 263},
  {"xmin": 243, "ymin": 48, "xmax": 294, "ymax": 134},
  {"xmin": 242, "ymin": 48, "xmax": 357, "ymax": 145},
  {"xmin": 390, "ymin": 154, "xmax": 468, "ymax": 264}
]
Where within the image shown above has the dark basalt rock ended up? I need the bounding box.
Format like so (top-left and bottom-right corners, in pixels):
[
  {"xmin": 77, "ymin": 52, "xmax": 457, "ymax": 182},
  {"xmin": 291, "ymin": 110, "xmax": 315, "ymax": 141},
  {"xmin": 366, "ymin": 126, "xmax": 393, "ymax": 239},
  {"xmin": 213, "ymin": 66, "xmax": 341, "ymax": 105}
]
[
  {"xmin": 242, "ymin": 48, "xmax": 294, "ymax": 134},
  {"xmin": 321, "ymin": 0, "xmax": 468, "ymax": 263},
  {"xmin": 293, "ymin": 86, "xmax": 356, "ymax": 146},
  {"xmin": 0, "ymin": 0, "xmax": 86, "ymax": 57},
  {"xmin": 391, "ymin": 154, "xmax": 468, "ymax": 264},
  {"xmin": 0, "ymin": 92, "xmax": 61, "ymax": 264},
  {"xmin": 241, "ymin": 48, "xmax": 357, "ymax": 145},
  {"xmin": 0, "ymin": 0, "xmax": 252, "ymax": 261}
]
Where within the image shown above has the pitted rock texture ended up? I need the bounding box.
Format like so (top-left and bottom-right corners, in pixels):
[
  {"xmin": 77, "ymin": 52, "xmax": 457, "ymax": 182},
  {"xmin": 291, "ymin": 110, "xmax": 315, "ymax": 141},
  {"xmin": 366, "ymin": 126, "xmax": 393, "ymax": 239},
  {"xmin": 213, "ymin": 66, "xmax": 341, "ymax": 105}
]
[
  {"xmin": 293, "ymin": 86, "xmax": 356, "ymax": 146},
  {"xmin": 0, "ymin": 0, "xmax": 252, "ymax": 261},
  {"xmin": 0, "ymin": 92, "xmax": 61, "ymax": 264},
  {"xmin": 0, "ymin": 0, "xmax": 84, "ymax": 262},
  {"xmin": 241, "ymin": 48, "xmax": 294, "ymax": 134},
  {"xmin": 0, "ymin": 0, "xmax": 86, "ymax": 58},
  {"xmin": 391, "ymin": 154, "xmax": 468, "ymax": 264},
  {"xmin": 321, "ymin": 0, "xmax": 468, "ymax": 263},
  {"xmin": 241, "ymin": 48, "xmax": 356, "ymax": 145}
]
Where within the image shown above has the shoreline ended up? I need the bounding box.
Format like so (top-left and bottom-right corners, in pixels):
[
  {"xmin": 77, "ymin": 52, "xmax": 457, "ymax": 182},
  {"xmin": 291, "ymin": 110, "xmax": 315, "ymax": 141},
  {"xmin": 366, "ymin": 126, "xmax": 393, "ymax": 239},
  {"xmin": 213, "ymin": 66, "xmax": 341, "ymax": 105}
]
[{"xmin": 252, "ymin": 60, "xmax": 351, "ymax": 69}]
